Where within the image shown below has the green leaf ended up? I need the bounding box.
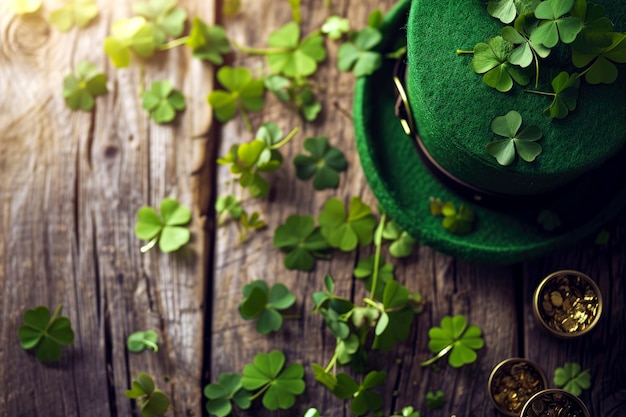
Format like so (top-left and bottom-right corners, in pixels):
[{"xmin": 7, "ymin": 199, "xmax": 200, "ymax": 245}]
[
  {"xmin": 127, "ymin": 330, "xmax": 159, "ymax": 353},
  {"xmin": 487, "ymin": 110, "xmax": 543, "ymax": 165},
  {"xmin": 338, "ymin": 27, "xmax": 383, "ymax": 77},
  {"xmin": 488, "ymin": 0, "xmax": 518, "ymax": 24},
  {"xmin": 9, "ymin": 0, "xmax": 42, "ymax": 14},
  {"xmin": 425, "ymin": 390, "xmax": 445, "ymax": 409},
  {"xmin": 432, "ymin": 201, "xmax": 475, "ymax": 235},
  {"xmin": 18, "ymin": 304, "xmax": 74, "ymax": 361},
  {"xmin": 353, "ymin": 255, "xmax": 395, "ymax": 300},
  {"xmin": 304, "ymin": 408, "xmax": 322, "ymax": 417},
  {"xmin": 215, "ymin": 194, "xmax": 243, "ymax": 224},
  {"xmin": 553, "ymin": 363, "xmax": 591, "ymax": 396},
  {"xmin": 322, "ymin": 16, "xmax": 350, "ymax": 40},
  {"xmin": 349, "ymin": 371, "xmax": 386, "ymax": 416},
  {"xmin": 208, "ymin": 66, "xmax": 265, "ymax": 123},
  {"xmin": 187, "ymin": 19, "xmax": 231, "ymax": 64},
  {"xmin": 63, "ymin": 61, "xmax": 108, "ymax": 111},
  {"xmin": 572, "ymin": 32, "xmax": 626, "ymax": 84},
  {"xmin": 125, "ymin": 373, "xmax": 170, "ymax": 417},
  {"xmin": 239, "ymin": 280, "xmax": 296, "ymax": 334},
  {"xmin": 204, "ymin": 373, "xmax": 251, "ymax": 417},
  {"xmin": 472, "ymin": 36, "xmax": 530, "ymax": 91},
  {"xmin": 267, "ymin": 22, "xmax": 327, "ymax": 78},
  {"xmin": 293, "ymin": 137, "xmax": 347, "ymax": 190},
  {"xmin": 502, "ymin": 25, "xmax": 551, "ymax": 68},
  {"xmin": 49, "ymin": 0, "xmax": 99, "ymax": 32},
  {"xmin": 241, "ymin": 350, "xmax": 305, "ymax": 411},
  {"xmin": 104, "ymin": 17, "xmax": 157, "ymax": 68},
  {"xmin": 382, "ymin": 220, "xmax": 416, "ymax": 258},
  {"xmin": 542, "ymin": 71, "xmax": 581, "ymax": 119},
  {"xmin": 142, "ymin": 80, "xmax": 186, "ymax": 123},
  {"xmin": 132, "ymin": 0, "xmax": 187, "ymax": 45},
  {"xmin": 318, "ymin": 197, "xmax": 377, "ymax": 252},
  {"xmin": 391, "ymin": 406, "xmax": 422, "ymax": 417},
  {"xmin": 421, "ymin": 315, "xmax": 484, "ymax": 368},
  {"xmin": 273, "ymin": 215, "xmax": 331, "ymax": 271},
  {"xmin": 530, "ymin": 0, "xmax": 582, "ymax": 47},
  {"xmin": 135, "ymin": 197, "xmax": 191, "ymax": 253}
]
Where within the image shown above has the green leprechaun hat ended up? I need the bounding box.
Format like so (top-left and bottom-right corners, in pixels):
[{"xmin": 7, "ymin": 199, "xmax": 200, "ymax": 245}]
[{"xmin": 354, "ymin": 0, "xmax": 626, "ymax": 264}]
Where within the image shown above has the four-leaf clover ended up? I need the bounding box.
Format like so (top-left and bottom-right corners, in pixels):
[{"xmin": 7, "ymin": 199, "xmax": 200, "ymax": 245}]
[
  {"xmin": 239, "ymin": 279, "xmax": 297, "ymax": 334},
  {"xmin": 421, "ymin": 315, "xmax": 485, "ymax": 368},
  {"xmin": 18, "ymin": 304, "xmax": 75, "ymax": 361},
  {"xmin": 554, "ymin": 362, "xmax": 591, "ymax": 396},
  {"xmin": 135, "ymin": 197, "xmax": 192, "ymax": 253},
  {"xmin": 63, "ymin": 61, "xmax": 108, "ymax": 111},
  {"xmin": 142, "ymin": 80, "xmax": 186, "ymax": 124},
  {"xmin": 486, "ymin": 110, "xmax": 543, "ymax": 166},
  {"xmin": 293, "ymin": 136, "xmax": 347, "ymax": 190}
]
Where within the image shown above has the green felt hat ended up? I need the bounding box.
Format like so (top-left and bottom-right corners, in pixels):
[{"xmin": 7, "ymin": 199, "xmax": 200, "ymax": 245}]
[{"xmin": 354, "ymin": 0, "xmax": 626, "ymax": 264}]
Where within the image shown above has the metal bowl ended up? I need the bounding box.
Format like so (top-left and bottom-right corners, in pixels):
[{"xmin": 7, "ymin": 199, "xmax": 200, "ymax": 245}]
[
  {"xmin": 520, "ymin": 388, "xmax": 590, "ymax": 417},
  {"xmin": 488, "ymin": 357, "xmax": 548, "ymax": 416}
]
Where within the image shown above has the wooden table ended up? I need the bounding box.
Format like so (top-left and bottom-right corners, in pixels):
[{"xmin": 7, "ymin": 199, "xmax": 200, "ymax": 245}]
[{"xmin": 1, "ymin": 1, "xmax": 625, "ymax": 417}]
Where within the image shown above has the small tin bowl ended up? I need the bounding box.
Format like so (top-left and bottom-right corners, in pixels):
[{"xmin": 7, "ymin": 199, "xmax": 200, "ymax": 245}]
[
  {"xmin": 488, "ymin": 358, "xmax": 548, "ymax": 416},
  {"xmin": 533, "ymin": 270, "xmax": 602, "ymax": 338},
  {"xmin": 521, "ymin": 388, "xmax": 591, "ymax": 417}
]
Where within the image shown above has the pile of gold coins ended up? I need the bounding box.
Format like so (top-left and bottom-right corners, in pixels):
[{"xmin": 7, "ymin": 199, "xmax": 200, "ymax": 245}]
[
  {"xmin": 489, "ymin": 358, "xmax": 547, "ymax": 416},
  {"xmin": 521, "ymin": 389, "xmax": 589, "ymax": 417}
]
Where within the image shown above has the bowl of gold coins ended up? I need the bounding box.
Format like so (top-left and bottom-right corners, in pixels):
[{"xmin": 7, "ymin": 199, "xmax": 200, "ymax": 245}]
[
  {"xmin": 488, "ymin": 358, "xmax": 548, "ymax": 416},
  {"xmin": 521, "ymin": 389, "xmax": 590, "ymax": 417},
  {"xmin": 533, "ymin": 270, "xmax": 602, "ymax": 338}
]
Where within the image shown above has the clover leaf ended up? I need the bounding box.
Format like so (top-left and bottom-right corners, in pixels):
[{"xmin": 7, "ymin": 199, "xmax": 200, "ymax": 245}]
[
  {"xmin": 293, "ymin": 136, "xmax": 347, "ymax": 190},
  {"xmin": 472, "ymin": 36, "xmax": 530, "ymax": 92},
  {"xmin": 337, "ymin": 371, "xmax": 386, "ymax": 416},
  {"xmin": 539, "ymin": 70, "xmax": 581, "ymax": 119},
  {"xmin": 570, "ymin": 0, "xmax": 613, "ymax": 37},
  {"xmin": 241, "ymin": 350, "xmax": 305, "ymax": 411},
  {"xmin": 208, "ymin": 66, "xmax": 264, "ymax": 130},
  {"xmin": 420, "ymin": 315, "xmax": 484, "ymax": 368},
  {"xmin": 49, "ymin": 0, "xmax": 99, "ymax": 32},
  {"xmin": 430, "ymin": 198, "xmax": 476, "ymax": 235},
  {"xmin": 372, "ymin": 281, "xmax": 416, "ymax": 351},
  {"xmin": 63, "ymin": 61, "xmax": 108, "ymax": 111},
  {"xmin": 239, "ymin": 280, "xmax": 297, "ymax": 334},
  {"xmin": 215, "ymin": 194, "xmax": 243, "ymax": 225},
  {"xmin": 187, "ymin": 18, "xmax": 231, "ymax": 64},
  {"xmin": 318, "ymin": 197, "xmax": 377, "ymax": 252},
  {"xmin": 273, "ymin": 215, "xmax": 331, "ymax": 271},
  {"xmin": 382, "ymin": 220, "xmax": 416, "ymax": 258},
  {"xmin": 530, "ymin": 0, "xmax": 582, "ymax": 48},
  {"xmin": 204, "ymin": 373, "xmax": 251, "ymax": 417},
  {"xmin": 322, "ymin": 16, "xmax": 350, "ymax": 40},
  {"xmin": 266, "ymin": 22, "xmax": 326, "ymax": 79},
  {"xmin": 487, "ymin": 110, "xmax": 543, "ymax": 166},
  {"xmin": 338, "ymin": 27, "xmax": 383, "ymax": 77},
  {"xmin": 125, "ymin": 372, "xmax": 170, "ymax": 417},
  {"xmin": 391, "ymin": 406, "xmax": 421, "ymax": 417},
  {"xmin": 132, "ymin": 0, "xmax": 187, "ymax": 46},
  {"xmin": 264, "ymin": 75, "xmax": 322, "ymax": 121},
  {"xmin": 572, "ymin": 32, "xmax": 626, "ymax": 84},
  {"xmin": 488, "ymin": 0, "xmax": 518, "ymax": 24},
  {"xmin": 554, "ymin": 363, "xmax": 591, "ymax": 396},
  {"xmin": 142, "ymin": 80, "xmax": 186, "ymax": 123},
  {"xmin": 103, "ymin": 17, "xmax": 157, "ymax": 68},
  {"xmin": 502, "ymin": 26, "xmax": 551, "ymax": 69},
  {"xmin": 353, "ymin": 255, "xmax": 395, "ymax": 300},
  {"xmin": 9, "ymin": 0, "xmax": 42, "ymax": 14},
  {"xmin": 426, "ymin": 390, "xmax": 445, "ymax": 409},
  {"xmin": 127, "ymin": 330, "xmax": 159, "ymax": 353},
  {"xmin": 304, "ymin": 408, "xmax": 322, "ymax": 417},
  {"xmin": 18, "ymin": 304, "xmax": 74, "ymax": 361},
  {"xmin": 135, "ymin": 197, "xmax": 192, "ymax": 253}
]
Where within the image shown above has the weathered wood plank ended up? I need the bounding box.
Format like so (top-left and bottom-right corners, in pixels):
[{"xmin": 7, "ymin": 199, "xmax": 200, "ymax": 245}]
[{"xmin": 0, "ymin": 1, "xmax": 214, "ymax": 416}]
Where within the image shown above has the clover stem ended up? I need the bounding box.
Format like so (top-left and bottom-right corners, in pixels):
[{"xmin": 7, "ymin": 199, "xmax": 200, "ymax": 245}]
[
  {"xmin": 238, "ymin": 104, "xmax": 253, "ymax": 132},
  {"xmin": 532, "ymin": 50, "xmax": 540, "ymax": 89},
  {"xmin": 140, "ymin": 237, "xmax": 158, "ymax": 253},
  {"xmin": 324, "ymin": 351, "xmax": 339, "ymax": 373},
  {"xmin": 270, "ymin": 127, "xmax": 299, "ymax": 149},
  {"xmin": 143, "ymin": 340, "xmax": 159, "ymax": 352},
  {"xmin": 369, "ymin": 214, "xmax": 386, "ymax": 302},
  {"xmin": 456, "ymin": 50, "xmax": 474, "ymax": 55},
  {"xmin": 333, "ymin": 100, "xmax": 353, "ymax": 121},
  {"xmin": 159, "ymin": 36, "xmax": 190, "ymax": 51},
  {"xmin": 362, "ymin": 298, "xmax": 384, "ymax": 313},
  {"xmin": 249, "ymin": 382, "xmax": 272, "ymax": 401},
  {"xmin": 419, "ymin": 343, "xmax": 454, "ymax": 367},
  {"xmin": 231, "ymin": 40, "xmax": 291, "ymax": 55},
  {"xmin": 524, "ymin": 89, "xmax": 555, "ymax": 97}
]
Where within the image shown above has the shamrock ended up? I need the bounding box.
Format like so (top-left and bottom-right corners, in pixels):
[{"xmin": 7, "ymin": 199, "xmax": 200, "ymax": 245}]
[
  {"xmin": 553, "ymin": 362, "xmax": 591, "ymax": 396},
  {"xmin": 62, "ymin": 61, "xmax": 108, "ymax": 111},
  {"xmin": 293, "ymin": 136, "xmax": 347, "ymax": 190},
  {"xmin": 204, "ymin": 373, "xmax": 251, "ymax": 417},
  {"xmin": 335, "ymin": 333, "xmax": 360, "ymax": 364},
  {"xmin": 239, "ymin": 280, "xmax": 297, "ymax": 334},
  {"xmin": 572, "ymin": 32, "xmax": 626, "ymax": 85},
  {"xmin": 322, "ymin": 16, "xmax": 350, "ymax": 40},
  {"xmin": 382, "ymin": 220, "xmax": 416, "ymax": 258},
  {"xmin": 502, "ymin": 26, "xmax": 551, "ymax": 69},
  {"xmin": 330, "ymin": 371, "xmax": 387, "ymax": 416},
  {"xmin": 9, "ymin": 0, "xmax": 41, "ymax": 14},
  {"xmin": 429, "ymin": 198, "xmax": 475, "ymax": 235},
  {"xmin": 142, "ymin": 80, "xmax": 186, "ymax": 123},
  {"xmin": 49, "ymin": 0, "xmax": 99, "ymax": 32},
  {"xmin": 241, "ymin": 350, "xmax": 305, "ymax": 410},
  {"xmin": 273, "ymin": 215, "xmax": 330, "ymax": 271},
  {"xmin": 18, "ymin": 304, "xmax": 74, "ymax": 361},
  {"xmin": 487, "ymin": 0, "xmax": 518, "ymax": 24},
  {"xmin": 217, "ymin": 141, "xmax": 279, "ymax": 198},
  {"xmin": 539, "ymin": 71, "xmax": 580, "ymax": 119},
  {"xmin": 208, "ymin": 66, "xmax": 264, "ymax": 130},
  {"xmin": 132, "ymin": 0, "xmax": 187, "ymax": 46},
  {"xmin": 215, "ymin": 194, "xmax": 243, "ymax": 225},
  {"xmin": 338, "ymin": 27, "xmax": 383, "ymax": 77},
  {"xmin": 127, "ymin": 330, "xmax": 159, "ymax": 353},
  {"xmin": 187, "ymin": 19, "xmax": 231, "ymax": 65},
  {"xmin": 420, "ymin": 315, "xmax": 485, "ymax": 368},
  {"xmin": 125, "ymin": 372, "xmax": 170, "ymax": 417},
  {"xmin": 472, "ymin": 36, "xmax": 530, "ymax": 92},
  {"xmin": 264, "ymin": 75, "xmax": 322, "ymax": 121},
  {"xmin": 425, "ymin": 390, "xmax": 445, "ymax": 409},
  {"xmin": 103, "ymin": 17, "xmax": 157, "ymax": 68},
  {"xmin": 135, "ymin": 197, "xmax": 192, "ymax": 253},
  {"xmin": 353, "ymin": 255, "xmax": 395, "ymax": 300},
  {"xmin": 486, "ymin": 110, "xmax": 543, "ymax": 166},
  {"xmin": 266, "ymin": 22, "xmax": 327, "ymax": 79},
  {"xmin": 530, "ymin": 0, "xmax": 583, "ymax": 48},
  {"xmin": 318, "ymin": 197, "xmax": 377, "ymax": 252}
]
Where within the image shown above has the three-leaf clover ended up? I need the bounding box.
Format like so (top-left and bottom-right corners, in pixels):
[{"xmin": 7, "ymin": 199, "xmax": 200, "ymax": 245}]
[
  {"xmin": 322, "ymin": 16, "xmax": 350, "ymax": 40},
  {"xmin": 420, "ymin": 315, "xmax": 485, "ymax": 368},
  {"xmin": 293, "ymin": 136, "xmax": 347, "ymax": 190},
  {"xmin": 18, "ymin": 304, "xmax": 74, "ymax": 361},
  {"xmin": 208, "ymin": 66, "xmax": 264, "ymax": 130},
  {"xmin": 135, "ymin": 197, "xmax": 192, "ymax": 253},
  {"xmin": 572, "ymin": 32, "xmax": 626, "ymax": 84},
  {"xmin": 553, "ymin": 363, "xmax": 591, "ymax": 396},
  {"xmin": 338, "ymin": 27, "xmax": 383, "ymax": 77},
  {"xmin": 530, "ymin": 0, "xmax": 582, "ymax": 48},
  {"xmin": 429, "ymin": 198, "xmax": 475, "ymax": 235},
  {"xmin": 318, "ymin": 197, "xmax": 377, "ymax": 252},
  {"xmin": 239, "ymin": 279, "xmax": 297, "ymax": 334},
  {"xmin": 266, "ymin": 22, "xmax": 327, "ymax": 79},
  {"xmin": 127, "ymin": 330, "xmax": 159, "ymax": 353},
  {"xmin": 142, "ymin": 80, "xmax": 186, "ymax": 123},
  {"xmin": 50, "ymin": 0, "xmax": 99, "ymax": 32},
  {"xmin": 425, "ymin": 390, "xmax": 445, "ymax": 409},
  {"xmin": 273, "ymin": 215, "xmax": 331, "ymax": 271},
  {"xmin": 538, "ymin": 71, "xmax": 581, "ymax": 119},
  {"xmin": 204, "ymin": 373, "xmax": 251, "ymax": 417},
  {"xmin": 472, "ymin": 36, "xmax": 530, "ymax": 92},
  {"xmin": 382, "ymin": 220, "xmax": 416, "ymax": 258},
  {"xmin": 215, "ymin": 194, "xmax": 243, "ymax": 225},
  {"xmin": 187, "ymin": 19, "xmax": 231, "ymax": 64},
  {"xmin": 125, "ymin": 372, "xmax": 170, "ymax": 417},
  {"xmin": 132, "ymin": 0, "xmax": 187, "ymax": 46},
  {"xmin": 241, "ymin": 350, "xmax": 305, "ymax": 411},
  {"xmin": 103, "ymin": 17, "xmax": 157, "ymax": 68},
  {"xmin": 502, "ymin": 25, "xmax": 551, "ymax": 69},
  {"xmin": 486, "ymin": 110, "xmax": 543, "ymax": 166},
  {"xmin": 264, "ymin": 75, "xmax": 322, "ymax": 121},
  {"xmin": 63, "ymin": 61, "xmax": 108, "ymax": 111}
]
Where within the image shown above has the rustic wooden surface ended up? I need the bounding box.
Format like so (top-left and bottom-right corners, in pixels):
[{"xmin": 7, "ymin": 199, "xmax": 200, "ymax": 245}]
[{"xmin": 2, "ymin": 1, "xmax": 626, "ymax": 417}]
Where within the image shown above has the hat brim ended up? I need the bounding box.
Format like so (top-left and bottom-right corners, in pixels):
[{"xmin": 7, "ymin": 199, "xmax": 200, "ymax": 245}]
[{"xmin": 353, "ymin": 0, "xmax": 626, "ymax": 264}]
